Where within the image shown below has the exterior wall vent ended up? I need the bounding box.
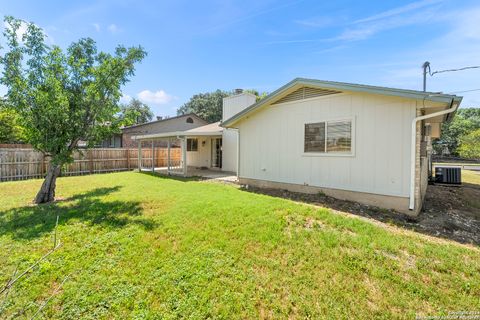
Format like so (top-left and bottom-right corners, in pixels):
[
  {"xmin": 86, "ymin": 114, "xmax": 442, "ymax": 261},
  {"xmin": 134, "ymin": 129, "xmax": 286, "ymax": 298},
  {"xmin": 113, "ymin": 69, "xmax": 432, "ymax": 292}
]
[{"xmin": 273, "ymin": 87, "xmax": 341, "ymax": 105}]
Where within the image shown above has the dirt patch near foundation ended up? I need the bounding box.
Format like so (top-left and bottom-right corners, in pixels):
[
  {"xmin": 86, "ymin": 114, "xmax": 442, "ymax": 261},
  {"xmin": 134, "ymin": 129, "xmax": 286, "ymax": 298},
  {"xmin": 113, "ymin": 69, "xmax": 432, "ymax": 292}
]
[{"xmin": 241, "ymin": 171, "xmax": 480, "ymax": 246}]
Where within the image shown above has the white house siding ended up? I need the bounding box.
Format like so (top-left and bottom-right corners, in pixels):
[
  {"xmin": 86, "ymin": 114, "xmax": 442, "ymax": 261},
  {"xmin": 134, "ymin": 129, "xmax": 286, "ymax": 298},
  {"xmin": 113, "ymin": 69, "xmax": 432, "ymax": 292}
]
[
  {"xmin": 220, "ymin": 93, "xmax": 256, "ymax": 174},
  {"xmin": 222, "ymin": 128, "xmax": 238, "ymax": 173},
  {"xmin": 223, "ymin": 93, "xmax": 257, "ymax": 121},
  {"xmin": 237, "ymin": 92, "xmax": 417, "ymax": 199},
  {"xmin": 186, "ymin": 137, "xmax": 213, "ymax": 168}
]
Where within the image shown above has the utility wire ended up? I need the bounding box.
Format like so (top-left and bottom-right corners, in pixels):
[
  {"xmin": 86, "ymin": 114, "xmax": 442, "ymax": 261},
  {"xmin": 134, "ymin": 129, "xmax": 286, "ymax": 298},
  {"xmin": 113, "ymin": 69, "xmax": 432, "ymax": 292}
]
[
  {"xmin": 448, "ymin": 88, "xmax": 480, "ymax": 94},
  {"xmin": 427, "ymin": 64, "xmax": 480, "ymax": 76}
]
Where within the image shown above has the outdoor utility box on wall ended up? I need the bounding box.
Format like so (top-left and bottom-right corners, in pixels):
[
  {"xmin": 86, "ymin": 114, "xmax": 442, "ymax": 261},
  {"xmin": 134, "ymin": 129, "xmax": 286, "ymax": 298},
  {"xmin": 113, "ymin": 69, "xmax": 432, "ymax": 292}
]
[{"xmin": 435, "ymin": 167, "xmax": 461, "ymax": 184}]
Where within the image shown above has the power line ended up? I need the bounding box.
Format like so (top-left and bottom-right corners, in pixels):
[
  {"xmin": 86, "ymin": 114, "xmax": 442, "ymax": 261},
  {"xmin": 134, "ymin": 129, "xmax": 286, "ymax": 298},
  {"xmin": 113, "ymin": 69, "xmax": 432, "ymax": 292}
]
[
  {"xmin": 422, "ymin": 61, "xmax": 480, "ymax": 92},
  {"xmin": 429, "ymin": 65, "xmax": 480, "ymax": 76},
  {"xmin": 448, "ymin": 88, "xmax": 480, "ymax": 94}
]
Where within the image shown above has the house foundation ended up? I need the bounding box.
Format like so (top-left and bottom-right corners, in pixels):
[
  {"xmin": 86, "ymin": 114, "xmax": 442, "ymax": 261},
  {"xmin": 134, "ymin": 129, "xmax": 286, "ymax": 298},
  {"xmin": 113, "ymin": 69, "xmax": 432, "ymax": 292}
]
[{"xmin": 239, "ymin": 177, "xmax": 413, "ymax": 216}]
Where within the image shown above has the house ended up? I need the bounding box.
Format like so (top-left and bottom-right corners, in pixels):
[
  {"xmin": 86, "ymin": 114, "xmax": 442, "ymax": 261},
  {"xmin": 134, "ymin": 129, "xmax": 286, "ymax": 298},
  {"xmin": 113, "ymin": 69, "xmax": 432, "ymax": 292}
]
[
  {"xmin": 97, "ymin": 133, "xmax": 123, "ymax": 148},
  {"xmin": 132, "ymin": 93, "xmax": 254, "ymax": 173},
  {"xmin": 93, "ymin": 114, "xmax": 208, "ymax": 148},
  {"xmin": 135, "ymin": 78, "xmax": 462, "ymax": 215},
  {"xmin": 122, "ymin": 114, "xmax": 208, "ymax": 148}
]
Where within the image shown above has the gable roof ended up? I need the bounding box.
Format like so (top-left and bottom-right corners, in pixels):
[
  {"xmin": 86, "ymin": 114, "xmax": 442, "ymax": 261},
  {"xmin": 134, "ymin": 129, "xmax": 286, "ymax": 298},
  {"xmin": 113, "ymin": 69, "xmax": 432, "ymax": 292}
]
[
  {"xmin": 121, "ymin": 113, "xmax": 207, "ymax": 131},
  {"xmin": 221, "ymin": 78, "xmax": 463, "ymax": 127},
  {"xmin": 132, "ymin": 122, "xmax": 223, "ymax": 141}
]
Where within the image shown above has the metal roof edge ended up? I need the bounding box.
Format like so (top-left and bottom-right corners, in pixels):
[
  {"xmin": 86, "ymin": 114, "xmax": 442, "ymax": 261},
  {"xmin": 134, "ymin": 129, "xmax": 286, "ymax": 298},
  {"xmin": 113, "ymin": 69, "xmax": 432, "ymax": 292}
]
[
  {"xmin": 223, "ymin": 92, "xmax": 258, "ymax": 100},
  {"xmin": 122, "ymin": 113, "xmax": 207, "ymax": 131},
  {"xmin": 222, "ymin": 78, "xmax": 462, "ymax": 127}
]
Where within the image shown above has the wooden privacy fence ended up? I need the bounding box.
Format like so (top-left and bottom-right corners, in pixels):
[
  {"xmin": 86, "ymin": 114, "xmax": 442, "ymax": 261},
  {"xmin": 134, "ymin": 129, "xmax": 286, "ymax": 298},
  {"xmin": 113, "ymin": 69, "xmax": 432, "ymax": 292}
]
[{"xmin": 0, "ymin": 147, "xmax": 182, "ymax": 182}]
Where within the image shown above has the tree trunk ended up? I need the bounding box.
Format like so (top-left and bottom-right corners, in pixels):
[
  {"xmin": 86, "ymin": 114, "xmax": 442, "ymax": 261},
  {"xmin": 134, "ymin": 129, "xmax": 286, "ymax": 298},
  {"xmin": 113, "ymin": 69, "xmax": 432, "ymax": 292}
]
[{"xmin": 34, "ymin": 163, "xmax": 61, "ymax": 204}]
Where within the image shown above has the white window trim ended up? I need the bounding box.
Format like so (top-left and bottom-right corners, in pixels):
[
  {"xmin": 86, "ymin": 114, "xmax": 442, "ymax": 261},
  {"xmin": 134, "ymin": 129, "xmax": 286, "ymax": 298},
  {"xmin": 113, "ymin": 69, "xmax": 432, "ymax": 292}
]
[{"xmin": 302, "ymin": 117, "xmax": 356, "ymax": 157}]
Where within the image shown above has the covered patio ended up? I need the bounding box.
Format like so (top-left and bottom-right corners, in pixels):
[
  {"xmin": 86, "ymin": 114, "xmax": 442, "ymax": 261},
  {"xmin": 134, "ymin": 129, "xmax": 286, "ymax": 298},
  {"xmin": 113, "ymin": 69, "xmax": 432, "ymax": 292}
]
[{"xmin": 133, "ymin": 122, "xmax": 236, "ymax": 180}]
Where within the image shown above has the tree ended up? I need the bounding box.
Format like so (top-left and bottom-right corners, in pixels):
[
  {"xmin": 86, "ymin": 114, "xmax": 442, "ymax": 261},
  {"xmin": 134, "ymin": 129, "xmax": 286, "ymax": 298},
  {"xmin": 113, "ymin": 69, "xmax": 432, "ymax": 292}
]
[
  {"xmin": 119, "ymin": 98, "xmax": 153, "ymax": 127},
  {"xmin": 0, "ymin": 98, "xmax": 26, "ymax": 143},
  {"xmin": 457, "ymin": 129, "xmax": 480, "ymax": 159},
  {"xmin": 244, "ymin": 89, "xmax": 269, "ymax": 102},
  {"xmin": 177, "ymin": 90, "xmax": 229, "ymax": 123},
  {"xmin": 433, "ymin": 107, "xmax": 480, "ymax": 156},
  {"xmin": 0, "ymin": 16, "xmax": 146, "ymax": 203},
  {"xmin": 177, "ymin": 89, "xmax": 268, "ymax": 123}
]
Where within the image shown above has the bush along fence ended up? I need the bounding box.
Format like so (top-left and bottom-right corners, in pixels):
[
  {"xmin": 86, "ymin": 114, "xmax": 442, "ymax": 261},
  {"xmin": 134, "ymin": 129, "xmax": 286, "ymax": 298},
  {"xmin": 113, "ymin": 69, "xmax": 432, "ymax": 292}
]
[{"xmin": 0, "ymin": 147, "xmax": 182, "ymax": 182}]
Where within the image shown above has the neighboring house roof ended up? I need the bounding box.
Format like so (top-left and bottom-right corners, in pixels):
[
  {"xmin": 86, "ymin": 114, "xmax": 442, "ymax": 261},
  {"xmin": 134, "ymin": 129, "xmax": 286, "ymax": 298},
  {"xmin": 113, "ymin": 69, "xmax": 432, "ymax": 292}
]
[
  {"xmin": 221, "ymin": 78, "xmax": 463, "ymax": 127},
  {"xmin": 185, "ymin": 122, "xmax": 223, "ymax": 135},
  {"xmin": 121, "ymin": 113, "xmax": 207, "ymax": 131},
  {"xmin": 133, "ymin": 122, "xmax": 223, "ymax": 141}
]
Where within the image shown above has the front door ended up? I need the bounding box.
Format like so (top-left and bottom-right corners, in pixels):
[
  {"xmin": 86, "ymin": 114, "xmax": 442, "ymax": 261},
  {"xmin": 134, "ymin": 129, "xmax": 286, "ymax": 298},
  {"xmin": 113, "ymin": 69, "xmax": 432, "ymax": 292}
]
[{"xmin": 211, "ymin": 138, "xmax": 222, "ymax": 168}]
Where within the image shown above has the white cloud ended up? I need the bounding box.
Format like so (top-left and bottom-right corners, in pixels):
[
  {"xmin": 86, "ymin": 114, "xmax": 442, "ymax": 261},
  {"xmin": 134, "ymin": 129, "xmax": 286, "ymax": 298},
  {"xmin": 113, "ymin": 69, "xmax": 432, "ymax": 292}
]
[
  {"xmin": 353, "ymin": 0, "xmax": 443, "ymax": 24},
  {"xmin": 0, "ymin": 85, "xmax": 7, "ymax": 98},
  {"xmin": 374, "ymin": 6, "xmax": 480, "ymax": 106},
  {"xmin": 3, "ymin": 19, "xmax": 53, "ymax": 44},
  {"xmin": 92, "ymin": 23, "xmax": 101, "ymax": 32},
  {"xmin": 119, "ymin": 94, "xmax": 132, "ymax": 104},
  {"xmin": 444, "ymin": 7, "xmax": 480, "ymax": 40},
  {"xmin": 294, "ymin": 16, "xmax": 334, "ymax": 28},
  {"xmin": 271, "ymin": 0, "xmax": 442, "ymax": 44},
  {"xmin": 138, "ymin": 90, "xmax": 174, "ymax": 105},
  {"xmin": 336, "ymin": 2, "xmax": 441, "ymax": 41},
  {"xmin": 108, "ymin": 24, "xmax": 119, "ymax": 33},
  {"xmin": 314, "ymin": 45, "xmax": 348, "ymax": 54},
  {"xmin": 3, "ymin": 20, "xmax": 29, "ymax": 42}
]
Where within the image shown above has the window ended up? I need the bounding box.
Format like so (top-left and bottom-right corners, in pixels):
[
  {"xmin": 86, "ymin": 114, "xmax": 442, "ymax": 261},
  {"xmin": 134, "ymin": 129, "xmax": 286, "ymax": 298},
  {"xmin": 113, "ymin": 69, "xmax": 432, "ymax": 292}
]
[
  {"xmin": 187, "ymin": 138, "xmax": 198, "ymax": 151},
  {"xmin": 304, "ymin": 120, "xmax": 352, "ymax": 154},
  {"xmin": 186, "ymin": 117, "xmax": 194, "ymax": 123},
  {"xmin": 304, "ymin": 122, "xmax": 326, "ymax": 152}
]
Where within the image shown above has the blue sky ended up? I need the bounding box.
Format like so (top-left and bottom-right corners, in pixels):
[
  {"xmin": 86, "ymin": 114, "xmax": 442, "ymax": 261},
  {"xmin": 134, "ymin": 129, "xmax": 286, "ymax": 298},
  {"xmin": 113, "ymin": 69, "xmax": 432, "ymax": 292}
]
[{"xmin": 1, "ymin": 0, "xmax": 480, "ymax": 116}]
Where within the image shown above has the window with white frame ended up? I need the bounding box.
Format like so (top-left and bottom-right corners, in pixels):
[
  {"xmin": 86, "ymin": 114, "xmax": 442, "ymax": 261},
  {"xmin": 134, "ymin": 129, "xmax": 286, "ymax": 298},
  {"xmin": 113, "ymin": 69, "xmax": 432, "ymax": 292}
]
[
  {"xmin": 304, "ymin": 120, "xmax": 352, "ymax": 153},
  {"xmin": 187, "ymin": 138, "xmax": 198, "ymax": 151}
]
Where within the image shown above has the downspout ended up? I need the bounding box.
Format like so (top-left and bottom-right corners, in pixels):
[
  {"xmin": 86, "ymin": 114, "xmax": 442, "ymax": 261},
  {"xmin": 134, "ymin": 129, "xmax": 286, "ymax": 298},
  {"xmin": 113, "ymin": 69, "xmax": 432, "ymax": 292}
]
[{"xmin": 409, "ymin": 98, "xmax": 457, "ymax": 210}]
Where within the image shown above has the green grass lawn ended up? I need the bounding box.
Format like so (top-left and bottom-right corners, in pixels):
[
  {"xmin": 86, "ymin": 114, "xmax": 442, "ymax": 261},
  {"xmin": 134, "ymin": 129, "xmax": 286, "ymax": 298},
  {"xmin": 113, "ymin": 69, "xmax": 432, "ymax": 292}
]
[
  {"xmin": 463, "ymin": 170, "xmax": 480, "ymax": 185},
  {"xmin": 0, "ymin": 172, "xmax": 479, "ymax": 319}
]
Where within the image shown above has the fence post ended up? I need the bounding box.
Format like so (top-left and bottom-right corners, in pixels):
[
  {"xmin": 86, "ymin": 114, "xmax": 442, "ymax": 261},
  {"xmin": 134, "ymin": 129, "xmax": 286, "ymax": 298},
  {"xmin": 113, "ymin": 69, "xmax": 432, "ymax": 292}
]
[
  {"xmin": 151, "ymin": 141, "xmax": 155, "ymax": 173},
  {"xmin": 167, "ymin": 138, "xmax": 171, "ymax": 174},
  {"xmin": 0, "ymin": 146, "xmax": 181, "ymax": 181},
  {"xmin": 41, "ymin": 153, "xmax": 45, "ymax": 178},
  {"xmin": 89, "ymin": 150, "xmax": 94, "ymax": 174},
  {"xmin": 138, "ymin": 142, "xmax": 142, "ymax": 171}
]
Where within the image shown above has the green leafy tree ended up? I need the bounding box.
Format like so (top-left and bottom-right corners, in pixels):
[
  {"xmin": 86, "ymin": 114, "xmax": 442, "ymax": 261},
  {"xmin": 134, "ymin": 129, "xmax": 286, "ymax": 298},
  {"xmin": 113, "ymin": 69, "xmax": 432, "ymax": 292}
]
[
  {"xmin": 119, "ymin": 98, "xmax": 153, "ymax": 127},
  {"xmin": 458, "ymin": 129, "xmax": 480, "ymax": 159},
  {"xmin": 245, "ymin": 89, "xmax": 269, "ymax": 102},
  {"xmin": 177, "ymin": 89, "xmax": 268, "ymax": 123},
  {"xmin": 0, "ymin": 16, "xmax": 146, "ymax": 203},
  {"xmin": 177, "ymin": 90, "xmax": 230, "ymax": 123},
  {"xmin": 433, "ymin": 108, "xmax": 480, "ymax": 156},
  {"xmin": 0, "ymin": 98, "xmax": 26, "ymax": 143}
]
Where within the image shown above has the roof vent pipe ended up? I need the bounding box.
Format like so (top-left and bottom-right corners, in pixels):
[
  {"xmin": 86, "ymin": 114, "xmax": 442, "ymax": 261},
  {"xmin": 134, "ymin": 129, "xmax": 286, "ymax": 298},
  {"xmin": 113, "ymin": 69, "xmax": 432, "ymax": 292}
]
[{"xmin": 234, "ymin": 89, "xmax": 243, "ymax": 94}]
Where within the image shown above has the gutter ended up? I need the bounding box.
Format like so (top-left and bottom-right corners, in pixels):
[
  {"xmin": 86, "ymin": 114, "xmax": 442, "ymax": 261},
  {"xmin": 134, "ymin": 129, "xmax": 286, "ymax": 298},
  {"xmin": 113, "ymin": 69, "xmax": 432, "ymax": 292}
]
[{"xmin": 409, "ymin": 98, "xmax": 458, "ymax": 210}]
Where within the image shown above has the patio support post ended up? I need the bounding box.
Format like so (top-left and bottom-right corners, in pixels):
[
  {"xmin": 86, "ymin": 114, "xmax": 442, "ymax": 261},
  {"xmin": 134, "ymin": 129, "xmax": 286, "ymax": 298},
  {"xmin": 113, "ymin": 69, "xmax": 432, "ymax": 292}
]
[
  {"xmin": 167, "ymin": 138, "xmax": 171, "ymax": 175},
  {"xmin": 151, "ymin": 140, "xmax": 155, "ymax": 173},
  {"xmin": 182, "ymin": 137, "xmax": 187, "ymax": 177},
  {"xmin": 138, "ymin": 140, "xmax": 142, "ymax": 171}
]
